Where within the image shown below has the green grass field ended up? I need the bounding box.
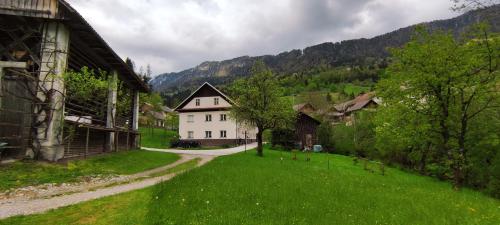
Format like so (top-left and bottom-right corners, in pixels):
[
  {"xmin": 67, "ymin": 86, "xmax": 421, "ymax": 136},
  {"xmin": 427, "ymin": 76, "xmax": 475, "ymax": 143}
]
[
  {"xmin": 139, "ymin": 127, "xmax": 178, "ymax": 148},
  {"xmin": 2, "ymin": 147, "xmax": 499, "ymax": 225},
  {"xmin": 343, "ymin": 84, "xmax": 371, "ymax": 96},
  {"xmin": 0, "ymin": 150, "xmax": 179, "ymax": 191}
]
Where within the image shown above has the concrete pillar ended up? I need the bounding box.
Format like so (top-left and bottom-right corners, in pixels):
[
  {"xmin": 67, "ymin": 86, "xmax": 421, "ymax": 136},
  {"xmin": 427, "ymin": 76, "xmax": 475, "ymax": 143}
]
[
  {"xmin": 36, "ymin": 22, "xmax": 70, "ymax": 161},
  {"xmin": 132, "ymin": 90, "xmax": 139, "ymax": 131},
  {"xmin": 131, "ymin": 90, "xmax": 139, "ymax": 148},
  {"xmin": 106, "ymin": 71, "xmax": 118, "ymax": 151}
]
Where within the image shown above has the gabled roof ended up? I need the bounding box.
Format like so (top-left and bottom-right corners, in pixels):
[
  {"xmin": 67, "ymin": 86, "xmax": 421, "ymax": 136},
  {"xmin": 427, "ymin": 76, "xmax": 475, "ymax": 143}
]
[
  {"xmin": 333, "ymin": 92, "xmax": 379, "ymax": 113},
  {"xmin": 174, "ymin": 82, "xmax": 234, "ymax": 111},
  {"xmin": 293, "ymin": 103, "xmax": 316, "ymax": 112},
  {"xmin": 51, "ymin": 0, "xmax": 149, "ymax": 92}
]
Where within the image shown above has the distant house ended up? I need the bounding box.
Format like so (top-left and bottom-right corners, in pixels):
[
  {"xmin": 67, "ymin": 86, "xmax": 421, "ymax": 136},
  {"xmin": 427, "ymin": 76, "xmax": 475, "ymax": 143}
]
[
  {"xmin": 140, "ymin": 104, "xmax": 177, "ymax": 128},
  {"xmin": 328, "ymin": 92, "xmax": 381, "ymax": 123},
  {"xmin": 161, "ymin": 106, "xmax": 175, "ymax": 114},
  {"xmin": 293, "ymin": 103, "xmax": 321, "ymax": 149},
  {"xmin": 293, "ymin": 103, "xmax": 316, "ymax": 114},
  {"xmin": 174, "ymin": 82, "xmax": 257, "ymax": 146}
]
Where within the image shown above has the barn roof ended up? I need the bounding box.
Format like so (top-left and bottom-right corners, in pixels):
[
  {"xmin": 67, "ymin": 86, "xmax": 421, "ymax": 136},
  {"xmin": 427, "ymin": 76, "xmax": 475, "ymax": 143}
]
[
  {"xmin": 333, "ymin": 92, "xmax": 379, "ymax": 113},
  {"xmin": 293, "ymin": 103, "xmax": 316, "ymax": 112},
  {"xmin": 58, "ymin": 0, "xmax": 149, "ymax": 92},
  {"xmin": 0, "ymin": 0, "xmax": 150, "ymax": 92}
]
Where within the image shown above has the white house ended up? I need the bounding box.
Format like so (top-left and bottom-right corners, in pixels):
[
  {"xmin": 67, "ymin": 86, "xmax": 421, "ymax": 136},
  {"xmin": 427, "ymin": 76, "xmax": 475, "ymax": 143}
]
[{"xmin": 174, "ymin": 82, "xmax": 257, "ymax": 146}]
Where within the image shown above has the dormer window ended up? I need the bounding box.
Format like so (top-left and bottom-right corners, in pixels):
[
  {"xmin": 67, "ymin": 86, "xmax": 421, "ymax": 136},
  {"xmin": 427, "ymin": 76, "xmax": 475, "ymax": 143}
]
[
  {"xmin": 214, "ymin": 97, "xmax": 219, "ymax": 105},
  {"xmin": 195, "ymin": 99, "xmax": 200, "ymax": 106}
]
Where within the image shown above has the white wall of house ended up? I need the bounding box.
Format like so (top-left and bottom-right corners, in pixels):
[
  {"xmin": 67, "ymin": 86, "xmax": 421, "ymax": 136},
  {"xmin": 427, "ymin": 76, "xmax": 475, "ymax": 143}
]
[
  {"xmin": 177, "ymin": 84, "xmax": 258, "ymax": 143},
  {"xmin": 183, "ymin": 96, "xmax": 231, "ymax": 109},
  {"xmin": 179, "ymin": 111, "xmax": 257, "ymax": 140}
]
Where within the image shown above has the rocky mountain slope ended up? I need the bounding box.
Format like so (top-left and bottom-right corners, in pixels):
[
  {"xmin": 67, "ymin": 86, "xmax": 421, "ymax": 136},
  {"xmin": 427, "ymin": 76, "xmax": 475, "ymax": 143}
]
[{"xmin": 151, "ymin": 5, "xmax": 500, "ymax": 93}]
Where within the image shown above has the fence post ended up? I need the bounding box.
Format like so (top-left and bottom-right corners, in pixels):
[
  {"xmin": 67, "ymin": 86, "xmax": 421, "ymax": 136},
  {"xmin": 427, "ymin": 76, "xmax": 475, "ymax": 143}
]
[
  {"xmin": 0, "ymin": 67, "xmax": 3, "ymax": 109},
  {"xmin": 126, "ymin": 130, "xmax": 130, "ymax": 150},
  {"xmin": 85, "ymin": 127, "xmax": 89, "ymax": 158},
  {"xmin": 115, "ymin": 130, "xmax": 119, "ymax": 152}
]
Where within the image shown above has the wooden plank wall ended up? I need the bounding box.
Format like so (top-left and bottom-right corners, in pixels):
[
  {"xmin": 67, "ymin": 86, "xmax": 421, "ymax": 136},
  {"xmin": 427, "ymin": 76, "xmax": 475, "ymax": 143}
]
[{"xmin": 0, "ymin": 0, "xmax": 59, "ymax": 18}]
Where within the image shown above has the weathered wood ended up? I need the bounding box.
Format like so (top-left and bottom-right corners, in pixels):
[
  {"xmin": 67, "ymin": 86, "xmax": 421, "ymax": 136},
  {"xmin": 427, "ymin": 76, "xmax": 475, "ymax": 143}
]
[
  {"xmin": 85, "ymin": 127, "xmax": 89, "ymax": 158},
  {"xmin": 0, "ymin": 0, "xmax": 60, "ymax": 19},
  {"xmin": 0, "ymin": 61, "xmax": 28, "ymax": 69}
]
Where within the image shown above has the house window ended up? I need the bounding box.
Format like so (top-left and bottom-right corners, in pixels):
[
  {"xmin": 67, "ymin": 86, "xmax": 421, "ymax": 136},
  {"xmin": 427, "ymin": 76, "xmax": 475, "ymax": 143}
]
[
  {"xmin": 195, "ymin": 98, "xmax": 200, "ymax": 106},
  {"xmin": 214, "ymin": 97, "xmax": 219, "ymax": 105},
  {"xmin": 220, "ymin": 114, "xmax": 227, "ymax": 121},
  {"xmin": 188, "ymin": 131, "xmax": 194, "ymax": 139},
  {"xmin": 187, "ymin": 115, "xmax": 194, "ymax": 123},
  {"xmin": 220, "ymin": 130, "xmax": 227, "ymax": 138},
  {"xmin": 205, "ymin": 131, "xmax": 212, "ymax": 138},
  {"xmin": 205, "ymin": 114, "xmax": 212, "ymax": 122}
]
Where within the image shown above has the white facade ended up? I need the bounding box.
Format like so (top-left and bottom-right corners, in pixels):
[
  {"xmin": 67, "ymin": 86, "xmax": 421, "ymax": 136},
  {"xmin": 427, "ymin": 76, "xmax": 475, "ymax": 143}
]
[
  {"xmin": 179, "ymin": 110, "xmax": 256, "ymax": 140},
  {"xmin": 176, "ymin": 83, "xmax": 257, "ymax": 143}
]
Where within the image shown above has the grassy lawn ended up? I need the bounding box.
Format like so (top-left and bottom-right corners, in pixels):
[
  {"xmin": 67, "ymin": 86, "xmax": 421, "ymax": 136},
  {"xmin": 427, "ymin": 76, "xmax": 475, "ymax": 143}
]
[
  {"xmin": 0, "ymin": 150, "xmax": 179, "ymax": 191},
  {"xmin": 2, "ymin": 146, "xmax": 499, "ymax": 225},
  {"xmin": 139, "ymin": 127, "xmax": 177, "ymax": 148}
]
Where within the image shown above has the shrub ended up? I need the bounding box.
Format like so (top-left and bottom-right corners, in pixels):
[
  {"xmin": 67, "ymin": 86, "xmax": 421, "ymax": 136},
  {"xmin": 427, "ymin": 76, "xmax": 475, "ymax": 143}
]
[
  {"xmin": 271, "ymin": 128, "xmax": 296, "ymax": 150},
  {"xmin": 317, "ymin": 123, "xmax": 334, "ymax": 152},
  {"xmin": 170, "ymin": 140, "xmax": 200, "ymax": 148}
]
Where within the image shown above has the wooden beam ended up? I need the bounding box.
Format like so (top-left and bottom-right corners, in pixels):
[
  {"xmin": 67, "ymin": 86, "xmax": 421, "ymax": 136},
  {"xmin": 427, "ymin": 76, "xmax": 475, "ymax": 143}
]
[{"xmin": 0, "ymin": 61, "xmax": 28, "ymax": 68}]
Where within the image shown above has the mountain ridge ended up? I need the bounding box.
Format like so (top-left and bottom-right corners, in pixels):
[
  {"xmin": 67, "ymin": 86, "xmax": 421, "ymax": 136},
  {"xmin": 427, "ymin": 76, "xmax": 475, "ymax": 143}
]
[{"xmin": 151, "ymin": 5, "xmax": 500, "ymax": 93}]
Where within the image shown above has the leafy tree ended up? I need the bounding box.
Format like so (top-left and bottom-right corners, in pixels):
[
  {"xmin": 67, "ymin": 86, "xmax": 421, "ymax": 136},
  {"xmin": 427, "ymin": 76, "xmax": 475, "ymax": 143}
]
[
  {"xmin": 375, "ymin": 100, "xmax": 435, "ymax": 173},
  {"xmin": 229, "ymin": 61, "xmax": 296, "ymax": 156},
  {"xmin": 317, "ymin": 122, "xmax": 334, "ymax": 152},
  {"xmin": 144, "ymin": 64, "xmax": 152, "ymax": 83},
  {"xmin": 140, "ymin": 92, "xmax": 164, "ymax": 112},
  {"xmin": 64, "ymin": 67, "xmax": 108, "ymax": 102},
  {"xmin": 125, "ymin": 57, "xmax": 135, "ymax": 71},
  {"xmin": 377, "ymin": 25, "xmax": 499, "ymax": 188},
  {"xmin": 352, "ymin": 111, "xmax": 377, "ymax": 158}
]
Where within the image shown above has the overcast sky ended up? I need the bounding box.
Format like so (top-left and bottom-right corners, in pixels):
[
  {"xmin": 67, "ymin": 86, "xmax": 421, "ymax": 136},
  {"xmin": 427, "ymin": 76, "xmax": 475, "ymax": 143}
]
[{"xmin": 67, "ymin": 0, "xmax": 458, "ymax": 76}]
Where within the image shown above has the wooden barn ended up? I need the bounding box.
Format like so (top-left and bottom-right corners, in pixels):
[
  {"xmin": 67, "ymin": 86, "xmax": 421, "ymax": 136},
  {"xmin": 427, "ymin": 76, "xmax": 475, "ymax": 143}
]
[
  {"xmin": 0, "ymin": 0, "xmax": 149, "ymax": 161},
  {"xmin": 293, "ymin": 104, "xmax": 321, "ymax": 150}
]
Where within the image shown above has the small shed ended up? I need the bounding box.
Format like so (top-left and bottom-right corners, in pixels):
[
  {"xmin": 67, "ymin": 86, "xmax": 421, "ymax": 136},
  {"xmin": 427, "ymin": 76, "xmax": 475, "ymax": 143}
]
[
  {"xmin": 295, "ymin": 112, "xmax": 321, "ymax": 150},
  {"xmin": 293, "ymin": 103, "xmax": 321, "ymax": 150}
]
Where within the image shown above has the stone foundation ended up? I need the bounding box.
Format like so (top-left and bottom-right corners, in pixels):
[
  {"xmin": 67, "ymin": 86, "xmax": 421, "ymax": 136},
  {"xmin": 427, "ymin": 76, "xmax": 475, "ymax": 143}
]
[{"xmin": 187, "ymin": 139, "xmax": 256, "ymax": 147}]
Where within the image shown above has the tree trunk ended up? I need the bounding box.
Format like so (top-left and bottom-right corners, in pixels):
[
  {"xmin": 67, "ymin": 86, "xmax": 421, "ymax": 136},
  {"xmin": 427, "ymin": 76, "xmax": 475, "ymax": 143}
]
[
  {"xmin": 419, "ymin": 143, "xmax": 430, "ymax": 175},
  {"xmin": 256, "ymin": 128, "xmax": 263, "ymax": 157}
]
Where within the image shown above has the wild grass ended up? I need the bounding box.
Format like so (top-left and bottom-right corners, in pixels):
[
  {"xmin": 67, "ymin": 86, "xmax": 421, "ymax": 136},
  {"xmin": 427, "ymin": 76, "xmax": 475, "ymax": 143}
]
[
  {"xmin": 2, "ymin": 147, "xmax": 499, "ymax": 225},
  {"xmin": 139, "ymin": 127, "xmax": 177, "ymax": 148},
  {"xmin": 0, "ymin": 150, "xmax": 179, "ymax": 191}
]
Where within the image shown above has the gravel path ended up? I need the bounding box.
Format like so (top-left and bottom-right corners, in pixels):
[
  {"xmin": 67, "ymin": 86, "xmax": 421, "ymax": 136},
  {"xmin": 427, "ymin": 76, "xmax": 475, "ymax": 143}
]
[
  {"xmin": 141, "ymin": 142, "xmax": 258, "ymax": 156},
  {"xmin": 0, "ymin": 154, "xmax": 215, "ymax": 219}
]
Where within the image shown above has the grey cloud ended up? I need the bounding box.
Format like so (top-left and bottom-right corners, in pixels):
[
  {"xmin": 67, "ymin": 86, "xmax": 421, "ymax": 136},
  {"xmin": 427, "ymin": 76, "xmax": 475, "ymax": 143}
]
[{"xmin": 67, "ymin": 0, "xmax": 455, "ymax": 75}]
